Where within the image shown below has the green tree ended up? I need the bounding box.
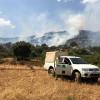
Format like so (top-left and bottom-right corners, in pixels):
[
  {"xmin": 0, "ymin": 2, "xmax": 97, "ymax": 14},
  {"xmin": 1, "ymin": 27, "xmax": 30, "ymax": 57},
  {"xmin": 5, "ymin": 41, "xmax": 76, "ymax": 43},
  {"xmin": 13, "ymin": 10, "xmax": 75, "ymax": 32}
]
[
  {"xmin": 13, "ymin": 41, "xmax": 32, "ymax": 60},
  {"xmin": 31, "ymin": 50, "xmax": 38, "ymax": 58},
  {"xmin": 70, "ymin": 41, "xmax": 78, "ymax": 47}
]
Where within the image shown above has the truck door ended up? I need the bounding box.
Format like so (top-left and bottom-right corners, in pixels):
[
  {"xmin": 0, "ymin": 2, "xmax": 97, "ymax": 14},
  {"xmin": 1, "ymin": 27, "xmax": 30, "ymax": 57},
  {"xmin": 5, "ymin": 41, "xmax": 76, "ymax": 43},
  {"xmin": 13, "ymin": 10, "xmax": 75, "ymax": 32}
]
[
  {"xmin": 55, "ymin": 57, "xmax": 72, "ymax": 76},
  {"xmin": 63, "ymin": 58, "xmax": 72, "ymax": 75}
]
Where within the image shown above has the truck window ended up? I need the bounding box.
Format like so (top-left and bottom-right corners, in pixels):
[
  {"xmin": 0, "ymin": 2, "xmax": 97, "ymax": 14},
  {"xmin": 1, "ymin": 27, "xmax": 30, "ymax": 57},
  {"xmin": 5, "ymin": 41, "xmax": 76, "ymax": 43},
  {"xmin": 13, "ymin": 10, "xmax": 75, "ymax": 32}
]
[
  {"xmin": 70, "ymin": 58, "xmax": 87, "ymax": 64},
  {"xmin": 64, "ymin": 58, "xmax": 71, "ymax": 65}
]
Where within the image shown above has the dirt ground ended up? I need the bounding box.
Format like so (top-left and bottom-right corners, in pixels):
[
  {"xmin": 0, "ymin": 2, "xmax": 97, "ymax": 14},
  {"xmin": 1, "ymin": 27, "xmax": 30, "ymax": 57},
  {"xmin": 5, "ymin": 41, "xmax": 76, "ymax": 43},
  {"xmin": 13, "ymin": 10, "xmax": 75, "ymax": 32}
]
[{"xmin": 0, "ymin": 64, "xmax": 100, "ymax": 100}]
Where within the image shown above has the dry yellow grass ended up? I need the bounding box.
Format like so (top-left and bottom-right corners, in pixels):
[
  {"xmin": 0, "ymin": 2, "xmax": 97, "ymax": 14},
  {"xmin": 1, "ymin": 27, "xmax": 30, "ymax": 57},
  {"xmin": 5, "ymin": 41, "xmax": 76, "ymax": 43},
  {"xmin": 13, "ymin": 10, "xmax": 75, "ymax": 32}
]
[{"xmin": 0, "ymin": 64, "xmax": 100, "ymax": 100}]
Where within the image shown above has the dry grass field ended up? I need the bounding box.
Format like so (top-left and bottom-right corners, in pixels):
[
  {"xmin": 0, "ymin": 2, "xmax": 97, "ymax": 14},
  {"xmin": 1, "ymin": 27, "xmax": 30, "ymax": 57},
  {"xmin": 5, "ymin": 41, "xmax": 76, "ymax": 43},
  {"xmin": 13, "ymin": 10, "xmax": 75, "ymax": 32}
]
[{"xmin": 0, "ymin": 64, "xmax": 100, "ymax": 100}]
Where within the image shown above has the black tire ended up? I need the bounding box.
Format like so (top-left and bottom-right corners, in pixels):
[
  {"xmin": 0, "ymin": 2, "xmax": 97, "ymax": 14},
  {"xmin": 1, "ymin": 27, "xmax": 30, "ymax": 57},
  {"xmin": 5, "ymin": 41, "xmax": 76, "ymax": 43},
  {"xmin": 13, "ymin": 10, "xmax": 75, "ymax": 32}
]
[
  {"xmin": 48, "ymin": 67, "xmax": 55, "ymax": 76},
  {"xmin": 73, "ymin": 72, "xmax": 81, "ymax": 83}
]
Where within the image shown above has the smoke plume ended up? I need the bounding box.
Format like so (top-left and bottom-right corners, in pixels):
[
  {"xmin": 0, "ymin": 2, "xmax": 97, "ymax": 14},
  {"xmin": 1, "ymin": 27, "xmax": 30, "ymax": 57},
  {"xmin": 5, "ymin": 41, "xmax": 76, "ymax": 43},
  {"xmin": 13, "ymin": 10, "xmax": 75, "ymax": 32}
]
[{"xmin": 18, "ymin": 0, "xmax": 100, "ymax": 46}]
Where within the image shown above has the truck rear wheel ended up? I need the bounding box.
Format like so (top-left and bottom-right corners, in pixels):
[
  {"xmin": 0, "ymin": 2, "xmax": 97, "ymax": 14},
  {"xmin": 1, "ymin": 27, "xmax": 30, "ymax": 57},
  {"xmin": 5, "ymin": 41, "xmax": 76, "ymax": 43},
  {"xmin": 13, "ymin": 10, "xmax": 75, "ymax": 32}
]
[
  {"xmin": 48, "ymin": 67, "xmax": 55, "ymax": 76},
  {"xmin": 73, "ymin": 72, "xmax": 81, "ymax": 83}
]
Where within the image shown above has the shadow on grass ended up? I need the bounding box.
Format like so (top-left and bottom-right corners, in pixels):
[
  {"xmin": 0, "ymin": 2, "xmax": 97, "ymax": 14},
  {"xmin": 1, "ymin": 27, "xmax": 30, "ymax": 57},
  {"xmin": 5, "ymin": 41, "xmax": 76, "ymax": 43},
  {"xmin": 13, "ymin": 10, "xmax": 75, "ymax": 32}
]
[{"xmin": 55, "ymin": 75, "xmax": 100, "ymax": 85}]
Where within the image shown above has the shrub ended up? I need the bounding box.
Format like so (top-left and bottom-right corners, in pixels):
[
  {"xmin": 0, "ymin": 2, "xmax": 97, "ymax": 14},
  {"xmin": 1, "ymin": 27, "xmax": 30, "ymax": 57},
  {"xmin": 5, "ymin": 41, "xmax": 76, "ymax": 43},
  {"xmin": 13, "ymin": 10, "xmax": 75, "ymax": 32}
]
[{"xmin": 13, "ymin": 41, "xmax": 32, "ymax": 60}]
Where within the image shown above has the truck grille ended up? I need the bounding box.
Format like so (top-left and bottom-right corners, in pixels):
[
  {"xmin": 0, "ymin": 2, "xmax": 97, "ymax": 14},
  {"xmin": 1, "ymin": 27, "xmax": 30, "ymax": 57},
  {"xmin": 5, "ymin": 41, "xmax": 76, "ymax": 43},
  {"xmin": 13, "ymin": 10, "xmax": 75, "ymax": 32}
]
[
  {"xmin": 89, "ymin": 68, "xmax": 99, "ymax": 71},
  {"xmin": 90, "ymin": 74, "xmax": 99, "ymax": 77}
]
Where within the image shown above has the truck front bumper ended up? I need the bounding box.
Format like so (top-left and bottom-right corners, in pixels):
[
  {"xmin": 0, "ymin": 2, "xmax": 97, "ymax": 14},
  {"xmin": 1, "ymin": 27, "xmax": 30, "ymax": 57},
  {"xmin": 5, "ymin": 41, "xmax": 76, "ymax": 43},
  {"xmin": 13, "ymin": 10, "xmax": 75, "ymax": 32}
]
[{"xmin": 82, "ymin": 71, "xmax": 100, "ymax": 78}]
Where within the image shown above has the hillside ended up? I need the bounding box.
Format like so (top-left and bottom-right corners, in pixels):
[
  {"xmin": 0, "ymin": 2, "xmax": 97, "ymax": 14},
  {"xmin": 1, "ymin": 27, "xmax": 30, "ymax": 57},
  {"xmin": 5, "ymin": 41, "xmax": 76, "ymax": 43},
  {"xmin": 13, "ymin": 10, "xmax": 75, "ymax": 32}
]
[
  {"xmin": 67, "ymin": 30, "xmax": 100, "ymax": 48},
  {"xmin": 0, "ymin": 31, "xmax": 67, "ymax": 45},
  {"xmin": 0, "ymin": 30, "xmax": 100, "ymax": 47},
  {"xmin": 0, "ymin": 65, "xmax": 100, "ymax": 100}
]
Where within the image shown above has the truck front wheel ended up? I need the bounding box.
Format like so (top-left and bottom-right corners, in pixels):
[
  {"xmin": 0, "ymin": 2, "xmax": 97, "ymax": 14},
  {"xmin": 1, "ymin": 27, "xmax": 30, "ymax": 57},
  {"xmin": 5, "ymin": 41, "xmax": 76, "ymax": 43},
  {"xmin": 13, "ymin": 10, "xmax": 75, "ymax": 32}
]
[
  {"xmin": 73, "ymin": 72, "xmax": 81, "ymax": 83},
  {"xmin": 48, "ymin": 67, "xmax": 55, "ymax": 76}
]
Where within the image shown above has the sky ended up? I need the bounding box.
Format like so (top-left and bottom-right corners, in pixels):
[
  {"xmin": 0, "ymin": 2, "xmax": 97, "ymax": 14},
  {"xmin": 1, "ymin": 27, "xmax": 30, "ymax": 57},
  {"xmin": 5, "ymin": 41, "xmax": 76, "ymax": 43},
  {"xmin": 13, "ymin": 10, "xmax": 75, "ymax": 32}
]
[{"xmin": 0, "ymin": 0, "xmax": 100, "ymax": 38}]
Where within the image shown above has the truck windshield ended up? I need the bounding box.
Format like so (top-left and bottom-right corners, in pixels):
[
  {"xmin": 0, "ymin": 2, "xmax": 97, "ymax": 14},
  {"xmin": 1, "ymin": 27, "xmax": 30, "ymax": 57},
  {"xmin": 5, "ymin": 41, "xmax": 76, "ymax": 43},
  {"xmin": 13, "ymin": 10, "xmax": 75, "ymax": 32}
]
[{"xmin": 70, "ymin": 58, "xmax": 87, "ymax": 64}]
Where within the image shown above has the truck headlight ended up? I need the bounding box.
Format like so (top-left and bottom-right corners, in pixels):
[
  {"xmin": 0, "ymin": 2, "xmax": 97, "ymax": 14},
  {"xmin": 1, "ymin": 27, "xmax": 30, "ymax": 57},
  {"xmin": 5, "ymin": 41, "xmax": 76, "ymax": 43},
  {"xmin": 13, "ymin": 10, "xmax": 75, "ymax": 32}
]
[{"xmin": 82, "ymin": 68, "xmax": 89, "ymax": 71}]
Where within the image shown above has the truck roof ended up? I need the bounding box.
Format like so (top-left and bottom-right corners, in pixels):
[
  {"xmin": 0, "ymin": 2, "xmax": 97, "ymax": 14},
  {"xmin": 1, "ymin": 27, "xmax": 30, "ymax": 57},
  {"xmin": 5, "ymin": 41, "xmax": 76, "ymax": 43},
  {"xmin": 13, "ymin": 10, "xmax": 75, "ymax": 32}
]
[{"xmin": 60, "ymin": 56, "xmax": 80, "ymax": 59}]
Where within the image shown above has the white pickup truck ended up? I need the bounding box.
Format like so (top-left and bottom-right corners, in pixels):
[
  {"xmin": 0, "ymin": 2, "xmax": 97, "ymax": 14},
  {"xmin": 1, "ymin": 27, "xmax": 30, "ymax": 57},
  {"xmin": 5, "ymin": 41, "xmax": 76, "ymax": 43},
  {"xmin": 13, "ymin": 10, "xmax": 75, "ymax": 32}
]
[{"xmin": 44, "ymin": 51, "xmax": 100, "ymax": 82}]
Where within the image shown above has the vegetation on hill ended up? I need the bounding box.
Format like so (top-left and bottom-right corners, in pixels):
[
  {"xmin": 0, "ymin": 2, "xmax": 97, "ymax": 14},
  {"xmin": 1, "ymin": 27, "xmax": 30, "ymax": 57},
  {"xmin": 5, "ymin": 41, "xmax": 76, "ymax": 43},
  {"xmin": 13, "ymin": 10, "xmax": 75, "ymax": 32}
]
[
  {"xmin": 0, "ymin": 41, "xmax": 100, "ymax": 66},
  {"xmin": 68, "ymin": 47, "xmax": 100, "ymax": 66}
]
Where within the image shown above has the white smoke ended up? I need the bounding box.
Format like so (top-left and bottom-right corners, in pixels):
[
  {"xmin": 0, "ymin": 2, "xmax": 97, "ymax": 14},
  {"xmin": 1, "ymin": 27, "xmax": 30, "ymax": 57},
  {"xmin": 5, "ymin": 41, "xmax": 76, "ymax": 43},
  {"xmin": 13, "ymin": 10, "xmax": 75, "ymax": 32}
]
[
  {"xmin": 48, "ymin": 33, "xmax": 68, "ymax": 46},
  {"xmin": 58, "ymin": 13, "xmax": 85, "ymax": 45},
  {"xmin": 81, "ymin": 0, "xmax": 100, "ymax": 46},
  {"xmin": 83, "ymin": 1, "xmax": 100, "ymax": 32},
  {"xmin": 67, "ymin": 14, "xmax": 85, "ymax": 35},
  {"xmin": 18, "ymin": 12, "xmax": 86, "ymax": 46},
  {"xmin": 43, "ymin": 13, "xmax": 85, "ymax": 46},
  {"xmin": 18, "ymin": 13, "xmax": 63, "ymax": 45},
  {"xmin": 19, "ymin": 13, "xmax": 60, "ymax": 36},
  {"xmin": 18, "ymin": 0, "xmax": 100, "ymax": 46}
]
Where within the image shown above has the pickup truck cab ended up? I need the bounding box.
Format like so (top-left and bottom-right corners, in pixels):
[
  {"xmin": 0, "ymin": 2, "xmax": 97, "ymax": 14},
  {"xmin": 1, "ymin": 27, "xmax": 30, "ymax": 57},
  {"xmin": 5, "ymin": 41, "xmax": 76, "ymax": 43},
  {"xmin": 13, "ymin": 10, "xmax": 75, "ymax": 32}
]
[{"xmin": 44, "ymin": 51, "xmax": 100, "ymax": 82}]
